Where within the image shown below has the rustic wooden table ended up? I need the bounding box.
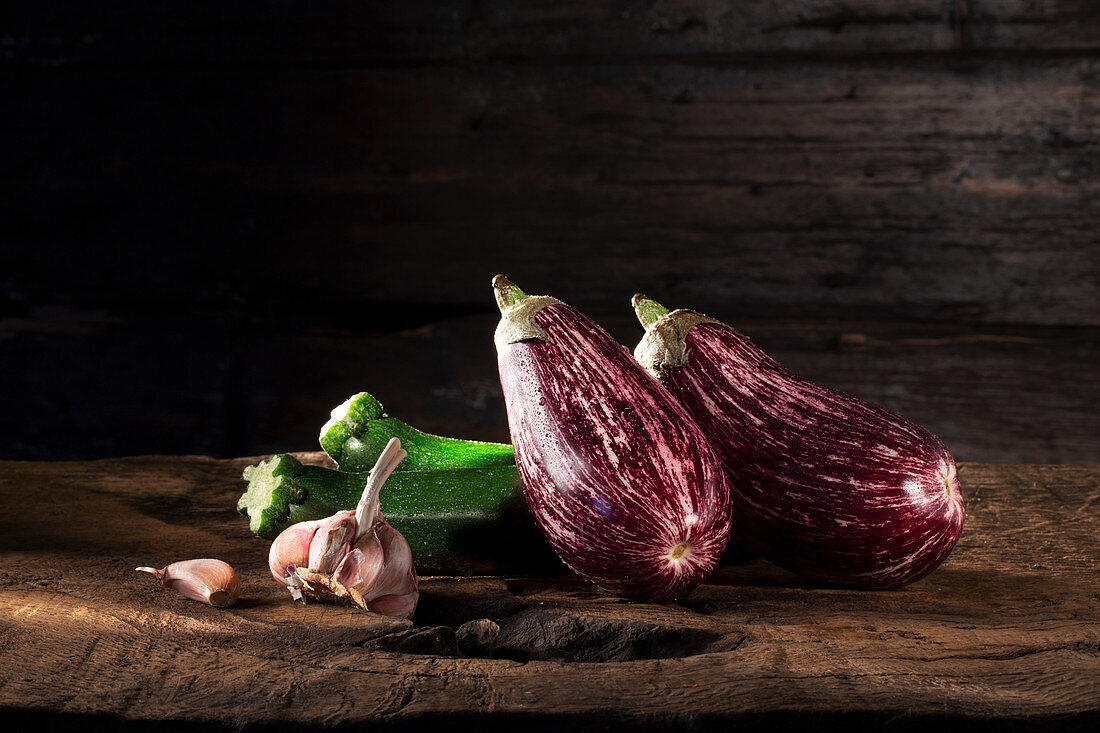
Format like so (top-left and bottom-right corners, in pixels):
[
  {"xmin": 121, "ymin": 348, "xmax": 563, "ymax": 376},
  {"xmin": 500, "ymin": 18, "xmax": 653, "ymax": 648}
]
[{"xmin": 1, "ymin": 456, "xmax": 1097, "ymax": 731}]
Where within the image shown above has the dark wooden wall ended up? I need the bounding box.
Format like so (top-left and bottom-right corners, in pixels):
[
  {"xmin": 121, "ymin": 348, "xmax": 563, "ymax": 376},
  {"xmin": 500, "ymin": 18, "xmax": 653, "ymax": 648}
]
[{"xmin": 1, "ymin": 2, "xmax": 1097, "ymax": 463}]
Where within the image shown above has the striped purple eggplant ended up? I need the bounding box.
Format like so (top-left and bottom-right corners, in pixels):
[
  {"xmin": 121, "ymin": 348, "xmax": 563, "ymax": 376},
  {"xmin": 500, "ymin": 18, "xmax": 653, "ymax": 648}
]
[
  {"xmin": 632, "ymin": 296, "xmax": 964, "ymax": 589},
  {"xmin": 492, "ymin": 276, "xmax": 731, "ymax": 601}
]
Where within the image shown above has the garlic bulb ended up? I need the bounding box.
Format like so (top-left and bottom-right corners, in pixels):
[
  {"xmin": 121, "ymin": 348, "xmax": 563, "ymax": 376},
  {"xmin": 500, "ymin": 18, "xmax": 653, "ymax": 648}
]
[
  {"xmin": 268, "ymin": 438, "xmax": 418, "ymax": 618},
  {"xmin": 136, "ymin": 558, "xmax": 240, "ymax": 607}
]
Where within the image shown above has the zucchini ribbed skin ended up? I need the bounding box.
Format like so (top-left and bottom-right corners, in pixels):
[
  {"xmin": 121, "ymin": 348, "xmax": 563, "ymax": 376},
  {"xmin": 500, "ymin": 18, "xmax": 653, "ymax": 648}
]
[{"xmin": 635, "ymin": 304, "xmax": 965, "ymax": 589}]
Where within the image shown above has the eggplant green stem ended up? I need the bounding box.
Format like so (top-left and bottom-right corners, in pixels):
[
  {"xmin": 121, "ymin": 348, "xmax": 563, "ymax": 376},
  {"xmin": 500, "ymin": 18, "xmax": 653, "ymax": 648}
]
[
  {"xmin": 632, "ymin": 294, "xmax": 670, "ymax": 329},
  {"xmin": 493, "ymin": 274, "xmax": 529, "ymax": 313}
]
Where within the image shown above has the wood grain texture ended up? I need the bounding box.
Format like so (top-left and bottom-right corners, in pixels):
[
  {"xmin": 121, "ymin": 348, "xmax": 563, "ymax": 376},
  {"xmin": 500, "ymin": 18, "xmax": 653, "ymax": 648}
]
[
  {"xmin": 2, "ymin": 1, "xmax": 1097, "ymax": 67},
  {"xmin": 3, "ymin": 58, "xmax": 1097, "ymax": 325},
  {"xmin": 0, "ymin": 457, "xmax": 1097, "ymax": 731}
]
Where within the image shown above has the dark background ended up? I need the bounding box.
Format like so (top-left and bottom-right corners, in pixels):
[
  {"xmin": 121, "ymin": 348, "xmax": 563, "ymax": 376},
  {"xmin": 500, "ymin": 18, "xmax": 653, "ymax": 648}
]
[{"xmin": 1, "ymin": 2, "xmax": 1097, "ymax": 464}]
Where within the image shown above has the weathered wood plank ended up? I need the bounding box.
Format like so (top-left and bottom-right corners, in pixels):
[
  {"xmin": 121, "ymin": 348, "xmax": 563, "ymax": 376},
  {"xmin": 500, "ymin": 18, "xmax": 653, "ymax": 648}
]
[
  {"xmin": 1, "ymin": 313, "xmax": 1096, "ymax": 464},
  {"xmin": 0, "ymin": 458, "xmax": 1097, "ymax": 730},
  {"xmin": 2, "ymin": 58, "xmax": 1097, "ymax": 326},
  {"xmin": 2, "ymin": 1, "xmax": 1097, "ymax": 67}
]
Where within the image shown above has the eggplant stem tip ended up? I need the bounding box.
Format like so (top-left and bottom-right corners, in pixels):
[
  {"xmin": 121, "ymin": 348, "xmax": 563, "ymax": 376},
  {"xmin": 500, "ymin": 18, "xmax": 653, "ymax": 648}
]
[
  {"xmin": 492, "ymin": 274, "xmax": 529, "ymax": 312},
  {"xmin": 634, "ymin": 295, "xmax": 670, "ymax": 328}
]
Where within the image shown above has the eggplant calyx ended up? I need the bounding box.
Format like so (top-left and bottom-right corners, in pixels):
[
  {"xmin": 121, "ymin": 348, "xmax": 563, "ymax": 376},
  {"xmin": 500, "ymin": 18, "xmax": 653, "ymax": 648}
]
[
  {"xmin": 492, "ymin": 274, "xmax": 563, "ymax": 348},
  {"xmin": 633, "ymin": 299, "xmax": 721, "ymax": 379}
]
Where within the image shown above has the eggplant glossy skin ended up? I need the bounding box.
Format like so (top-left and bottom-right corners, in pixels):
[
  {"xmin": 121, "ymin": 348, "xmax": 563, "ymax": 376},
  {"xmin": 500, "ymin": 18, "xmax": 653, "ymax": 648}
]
[
  {"xmin": 497, "ymin": 303, "xmax": 731, "ymax": 601},
  {"xmin": 643, "ymin": 318, "xmax": 964, "ymax": 589}
]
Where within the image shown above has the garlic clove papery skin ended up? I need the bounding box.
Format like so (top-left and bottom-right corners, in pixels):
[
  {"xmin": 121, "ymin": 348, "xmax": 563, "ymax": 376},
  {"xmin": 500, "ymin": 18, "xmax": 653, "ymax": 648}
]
[
  {"xmin": 138, "ymin": 559, "xmax": 240, "ymax": 608},
  {"xmin": 368, "ymin": 589, "xmax": 418, "ymax": 619},
  {"xmin": 268, "ymin": 519, "xmax": 319, "ymax": 584},
  {"xmin": 332, "ymin": 521, "xmax": 418, "ymax": 620},
  {"xmin": 363, "ymin": 522, "xmax": 417, "ymax": 600},
  {"xmin": 307, "ymin": 511, "xmax": 357, "ymax": 574},
  {"xmin": 330, "ymin": 529, "xmax": 387, "ymax": 592}
]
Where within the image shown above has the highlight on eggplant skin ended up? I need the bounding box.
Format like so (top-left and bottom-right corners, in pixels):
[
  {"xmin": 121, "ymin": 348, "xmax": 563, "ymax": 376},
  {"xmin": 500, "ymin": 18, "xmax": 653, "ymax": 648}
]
[
  {"xmin": 633, "ymin": 297, "xmax": 964, "ymax": 589},
  {"xmin": 492, "ymin": 276, "xmax": 732, "ymax": 602}
]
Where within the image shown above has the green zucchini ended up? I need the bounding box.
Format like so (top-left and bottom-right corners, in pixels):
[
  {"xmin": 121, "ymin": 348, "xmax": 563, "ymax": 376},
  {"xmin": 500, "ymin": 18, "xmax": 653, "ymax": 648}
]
[
  {"xmin": 239, "ymin": 454, "xmax": 558, "ymax": 574},
  {"xmin": 319, "ymin": 391, "xmax": 516, "ymax": 472}
]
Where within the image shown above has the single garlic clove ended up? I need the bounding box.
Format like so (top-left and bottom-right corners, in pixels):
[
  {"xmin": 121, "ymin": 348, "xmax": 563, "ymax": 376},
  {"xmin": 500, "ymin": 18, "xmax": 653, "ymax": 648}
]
[
  {"xmin": 368, "ymin": 590, "xmax": 418, "ymax": 619},
  {"xmin": 268, "ymin": 519, "xmax": 319, "ymax": 585},
  {"xmin": 307, "ymin": 511, "xmax": 356, "ymax": 574},
  {"xmin": 362, "ymin": 522, "xmax": 417, "ymax": 601},
  {"xmin": 331, "ymin": 531, "xmax": 386, "ymax": 593},
  {"xmin": 137, "ymin": 559, "xmax": 240, "ymax": 607}
]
